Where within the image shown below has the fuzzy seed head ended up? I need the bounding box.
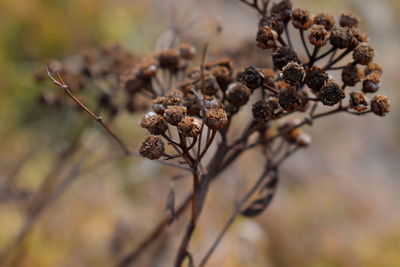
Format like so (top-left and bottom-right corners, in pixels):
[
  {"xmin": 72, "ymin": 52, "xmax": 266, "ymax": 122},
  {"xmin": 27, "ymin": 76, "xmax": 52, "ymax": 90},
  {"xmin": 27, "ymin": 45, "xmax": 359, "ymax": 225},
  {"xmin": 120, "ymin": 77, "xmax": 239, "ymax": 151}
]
[
  {"xmin": 238, "ymin": 66, "xmax": 265, "ymax": 89},
  {"xmin": 270, "ymin": 0, "xmax": 293, "ymax": 23},
  {"xmin": 177, "ymin": 117, "xmax": 202, "ymax": 137},
  {"xmin": 164, "ymin": 105, "xmax": 187, "ymax": 126},
  {"xmin": 330, "ymin": 26, "xmax": 353, "ymax": 49},
  {"xmin": 205, "ymin": 108, "xmax": 228, "ymax": 130},
  {"xmin": 252, "ymin": 98, "xmax": 283, "ymax": 121},
  {"xmin": 371, "ymin": 95, "xmax": 390, "ymax": 116},
  {"xmin": 353, "ymin": 43, "xmax": 375, "ymax": 65},
  {"xmin": 281, "ymin": 61, "xmax": 305, "ymax": 85},
  {"xmin": 349, "ymin": 92, "xmax": 369, "ymax": 112},
  {"xmin": 305, "ymin": 67, "xmax": 329, "ymax": 93},
  {"xmin": 319, "ymin": 80, "xmax": 345, "ymax": 106},
  {"xmin": 342, "ymin": 63, "xmax": 362, "ymax": 86},
  {"xmin": 339, "ymin": 11, "xmax": 360, "ymax": 28},
  {"xmin": 226, "ymin": 82, "xmax": 251, "ymax": 107},
  {"xmin": 314, "ymin": 13, "xmax": 336, "ymax": 30},
  {"xmin": 139, "ymin": 135, "xmax": 165, "ymax": 160},
  {"xmin": 308, "ymin": 25, "xmax": 329, "ymax": 47},
  {"xmin": 256, "ymin": 26, "xmax": 278, "ymax": 49},
  {"xmin": 272, "ymin": 47, "xmax": 299, "ymax": 70},
  {"xmin": 291, "ymin": 8, "xmax": 313, "ymax": 30},
  {"xmin": 140, "ymin": 112, "xmax": 168, "ymax": 135}
]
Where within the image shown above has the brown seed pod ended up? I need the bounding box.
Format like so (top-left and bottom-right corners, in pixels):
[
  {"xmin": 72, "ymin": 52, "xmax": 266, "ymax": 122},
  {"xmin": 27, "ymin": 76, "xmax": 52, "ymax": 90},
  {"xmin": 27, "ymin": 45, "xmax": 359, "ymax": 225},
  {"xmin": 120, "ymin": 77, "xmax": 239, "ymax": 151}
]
[
  {"xmin": 313, "ymin": 13, "xmax": 336, "ymax": 31},
  {"xmin": 177, "ymin": 117, "xmax": 202, "ymax": 137},
  {"xmin": 353, "ymin": 43, "xmax": 375, "ymax": 65},
  {"xmin": 226, "ymin": 82, "xmax": 251, "ymax": 107},
  {"xmin": 349, "ymin": 92, "xmax": 369, "ymax": 112},
  {"xmin": 339, "ymin": 11, "xmax": 360, "ymax": 28},
  {"xmin": 256, "ymin": 26, "xmax": 278, "ymax": 49},
  {"xmin": 319, "ymin": 80, "xmax": 345, "ymax": 106},
  {"xmin": 281, "ymin": 61, "xmax": 305, "ymax": 85},
  {"xmin": 305, "ymin": 66, "xmax": 329, "ymax": 93},
  {"xmin": 371, "ymin": 95, "xmax": 390, "ymax": 116},
  {"xmin": 157, "ymin": 49, "xmax": 180, "ymax": 72},
  {"xmin": 164, "ymin": 105, "xmax": 187, "ymax": 126},
  {"xmin": 139, "ymin": 135, "xmax": 165, "ymax": 160},
  {"xmin": 252, "ymin": 97, "xmax": 283, "ymax": 121},
  {"xmin": 272, "ymin": 46, "xmax": 300, "ymax": 70},
  {"xmin": 362, "ymin": 72, "xmax": 381, "ymax": 93},
  {"xmin": 341, "ymin": 63, "xmax": 362, "ymax": 86},
  {"xmin": 270, "ymin": 0, "xmax": 293, "ymax": 23},
  {"xmin": 140, "ymin": 112, "xmax": 168, "ymax": 135},
  {"xmin": 308, "ymin": 25, "xmax": 329, "ymax": 47},
  {"xmin": 291, "ymin": 8, "xmax": 313, "ymax": 30},
  {"xmin": 330, "ymin": 26, "xmax": 353, "ymax": 49},
  {"xmin": 205, "ymin": 108, "xmax": 228, "ymax": 130},
  {"xmin": 238, "ymin": 66, "xmax": 265, "ymax": 89}
]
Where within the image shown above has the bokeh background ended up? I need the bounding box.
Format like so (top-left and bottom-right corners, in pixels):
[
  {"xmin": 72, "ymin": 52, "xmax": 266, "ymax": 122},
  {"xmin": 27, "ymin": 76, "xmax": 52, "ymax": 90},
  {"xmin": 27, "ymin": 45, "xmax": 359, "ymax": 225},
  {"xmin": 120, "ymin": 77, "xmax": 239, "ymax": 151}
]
[{"xmin": 0, "ymin": 0, "xmax": 399, "ymax": 266}]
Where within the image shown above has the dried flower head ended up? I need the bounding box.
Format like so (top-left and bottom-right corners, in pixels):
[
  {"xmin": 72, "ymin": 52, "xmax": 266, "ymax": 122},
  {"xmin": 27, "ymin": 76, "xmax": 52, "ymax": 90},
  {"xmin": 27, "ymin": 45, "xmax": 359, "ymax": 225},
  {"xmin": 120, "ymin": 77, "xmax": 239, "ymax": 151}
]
[
  {"xmin": 139, "ymin": 135, "xmax": 165, "ymax": 160},
  {"xmin": 259, "ymin": 15, "xmax": 284, "ymax": 35},
  {"xmin": 330, "ymin": 26, "xmax": 353, "ymax": 49},
  {"xmin": 165, "ymin": 90, "xmax": 184, "ymax": 106},
  {"xmin": 308, "ymin": 25, "xmax": 329, "ymax": 47},
  {"xmin": 371, "ymin": 95, "xmax": 390, "ymax": 116},
  {"xmin": 252, "ymin": 98, "xmax": 283, "ymax": 121},
  {"xmin": 205, "ymin": 108, "xmax": 228, "ymax": 130},
  {"xmin": 349, "ymin": 92, "xmax": 369, "ymax": 112},
  {"xmin": 362, "ymin": 72, "xmax": 381, "ymax": 93},
  {"xmin": 339, "ymin": 11, "xmax": 360, "ymax": 28},
  {"xmin": 291, "ymin": 8, "xmax": 313, "ymax": 30},
  {"xmin": 319, "ymin": 80, "xmax": 345, "ymax": 106},
  {"xmin": 157, "ymin": 49, "xmax": 180, "ymax": 72},
  {"xmin": 196, "ymin": 72, "xmax": 221, "ymax": 96},
  {"xmin": 177, "ymin": 116, "xmax": 202, "ymax": 137},
  {"xmin": 305, "ymin": 66, "xmax": 329, "ymax": 93},
  {"xmin": 270, "ymin": 0, "xmax": 293, "ymax": 23},
  {"xmin": 281, "ymin": 61, "xmax": 305, "ymax": 85},
  {"xmin": 152, "ymin": 97, "xmax": 167, "ymax": 114},
  {"xmin": 272, "ymin": 46, "xmax": 299, "ymax": 70},
  {"xmin": 226, "ymin": 82, "xmax": 251, "ymax": 107},
  {"xmin": 353, "ymin": 43, "xmax": 375, "ymax": 65},
  {"xmin": 238, "ymin": 66, "xmax": 265, "ymax": 89},
  {"xmin": 210, "ymin": 66, "xmax": 233, "ymax": 89},
  {"xmin": 256, "ymin": 26, "xmax": 278, "ymax": 49},
  {"xmin": 278, "ymin": 88, "xmax": 306, "ymax": 112},
  {"xmin": 365, "ymin": 62, "xmax": 383, "ymax": 75},
  {"xmin": 140, "ymin": 112, "xmax": 168, "ymax": 135},
  {"xmin": 179, "ymin": 43, "xmax": 196, "ymax": 60},
  {"xmin": 313, "ymin": 13, "xmax": 336, "ymax": 30},
  {"xmin": 164, "ymin": 105, "xmax": 187, "ymax": 126},
  {"xmin": 342, "ymin": 63, "xmax": 362, "ymax": 86},
  {"xmin": 203, "ymin": 95, "xmax": 221, "ymax": 109}
]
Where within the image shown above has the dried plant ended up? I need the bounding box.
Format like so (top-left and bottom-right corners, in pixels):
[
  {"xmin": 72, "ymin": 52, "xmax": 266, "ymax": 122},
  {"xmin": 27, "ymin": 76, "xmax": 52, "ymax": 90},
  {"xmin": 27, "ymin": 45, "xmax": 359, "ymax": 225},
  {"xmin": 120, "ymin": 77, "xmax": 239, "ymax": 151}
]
[{"xmin": 1, "ymin": 0, "xmax": 391, "ymax": 266}]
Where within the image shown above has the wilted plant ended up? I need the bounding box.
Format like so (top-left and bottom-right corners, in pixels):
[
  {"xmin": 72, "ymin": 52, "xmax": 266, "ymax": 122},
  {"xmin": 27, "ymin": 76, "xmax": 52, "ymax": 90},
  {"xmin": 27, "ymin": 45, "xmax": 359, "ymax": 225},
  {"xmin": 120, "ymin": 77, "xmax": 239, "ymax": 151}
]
[{"xmin": 3, "ymin": 0, "xmax": 390, "ymax": 266}]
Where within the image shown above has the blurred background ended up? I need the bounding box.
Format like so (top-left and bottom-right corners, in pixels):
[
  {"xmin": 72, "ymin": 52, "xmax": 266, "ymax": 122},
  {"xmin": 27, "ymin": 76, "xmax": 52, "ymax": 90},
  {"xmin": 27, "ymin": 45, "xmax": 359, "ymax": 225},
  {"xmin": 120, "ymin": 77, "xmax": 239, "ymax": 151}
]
[{"xmin": 0, "ymin": 0, "xmax": 399, "ymax": 266}]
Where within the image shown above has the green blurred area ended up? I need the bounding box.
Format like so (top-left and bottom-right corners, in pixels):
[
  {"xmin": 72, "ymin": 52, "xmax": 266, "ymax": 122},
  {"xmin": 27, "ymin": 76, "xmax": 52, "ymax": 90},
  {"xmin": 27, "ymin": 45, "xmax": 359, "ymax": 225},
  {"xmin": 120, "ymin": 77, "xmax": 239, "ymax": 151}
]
[{"xmin": 0, "ymin": 0, "xmax": 399, "ymax": 266}]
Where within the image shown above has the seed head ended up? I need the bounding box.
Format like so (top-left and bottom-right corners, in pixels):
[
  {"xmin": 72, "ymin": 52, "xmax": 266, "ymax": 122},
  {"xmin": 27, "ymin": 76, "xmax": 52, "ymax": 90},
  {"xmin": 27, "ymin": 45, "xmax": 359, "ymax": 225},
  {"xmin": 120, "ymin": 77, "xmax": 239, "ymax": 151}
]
[
  {"xmin": 205, "ymin": 108, "xmax": 228, "ymax": 130},
  {"xmin": 319, "ymin": 80, "xmax": 345, "ymax": 106},
  {"xmin": 136, "ymin": 58, "xmax": 157, "ymax": 80},
  {"xmin": 259, "ymin": 15, "xmax": 284, "ymax": 35},
  {"xmin": 165, "ymin": 90, "xmax": 184, "ymax": 106},
  {"xmin": 365, "ymin": 62, "xmax": 383, "ymax": 75},
  {"xmin": 152, "ymin": 97, "xmax": 167, "ymax": 114},
  {"xmin": 272, "ymin": 46, "xmax": 299, "ymax": 70},
  {"xmin": 371, "ymin": 95, "xmax": 390, "ymax": 116},
  {"xmin": 278, "ymin": 88, "xmax": 303, "ymax": 112},
  {"xmin": 226, "ymin": 82, "xmax": 251, "ymax": 107},
  {"xmin": 270, "ymin": 0, "xmax": 293, "ymax": 23},
  {"xmin": 238, "ymin": 66, "xmax": 265, "ymax": 89},
  {"xmin": 140, "ymin": 112, "xmax": 168, "ymax": 135},
  {"xmin": 313, "ymin": 13, "xmax": 336, "ymax": 31},
  {"xmin": 305, "ymin": 67, "xmax": 329, "ymax": 93},
  {"xmin": 353, "ymin": 43, "xmax": 375, "ymax": 65},
  {"xmin": 210, "ymin": 66, "xmax": 232, "ymax": 89},
  {"xmin": 362, "ymin": 72, "xmax": 381, "ymax": 93},
  {"xmin": 256, "ymin": 26, "xmax": 278, "ymax": 49},
  {"xmin": 349, "ymin": 92, "xmax": 369, "ymax": 112},
  {"xmin": 164, "ymin": 105, "xmax": 187, "ymax": 126},
  {"xmin": 341, "ymin": 63, "xmax": 362, "ymax": 86},
  {"xmin": 179, "ymin": 43, "xmax": 196, "ymax": 60},
  {"xmin": 157, "ymin": 49, "xmax": 180, "ymax": 72},
  {"xmin": 330, "ymin": 26, "xmax": 353, "ymax": 49},
  {"xmin": 308, "ymin": 25, "xmax": 329, "ymax": 47},
  {"xmin": 139, "ymin": 135, "xmax": 165, "ymax": 160},
  {"xmin": 196, "ymin": 72, "xmax": 221, "ymax": 96},
  {"xmin": 177, "ymin": 117, "xmax": 202, "ymax": 137},
  {"xmin": 203, "ymin": 95, "xmax": 221, "ymax": 109},
  {"xmin": 339, "ymin": 11, "xmax": 360, "ymax": 28},
  {"xmin": 252, "ymin": 98, "xmax": 283, "ymax": 121},
  {"xmin": 291, "ymin": 8, "xmax": 313, "ymax": 30},
  {"xmin": 281, "ymin": 61, "xmax": 305, "ymax": 85}
]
